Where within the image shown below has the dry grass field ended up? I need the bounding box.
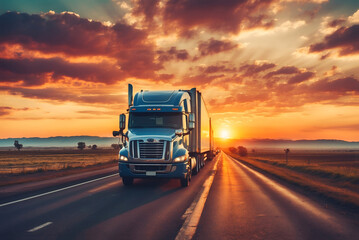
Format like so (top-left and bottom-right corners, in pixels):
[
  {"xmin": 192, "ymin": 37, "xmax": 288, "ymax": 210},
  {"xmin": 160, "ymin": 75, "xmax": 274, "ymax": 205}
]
[
  {"xmin": 0, "ymin": 148, "xmax": 119, "ymax": 175},
  {"xmin": 248, "ymin": 149, "xmax": 359, "ymax": 181}
]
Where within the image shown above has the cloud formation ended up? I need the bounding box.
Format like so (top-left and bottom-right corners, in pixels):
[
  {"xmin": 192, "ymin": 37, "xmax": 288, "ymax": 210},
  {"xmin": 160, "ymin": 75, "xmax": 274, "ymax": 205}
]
[
  {"xmin": 163, "ymin": 0, "xmax": 276, "ymax": 35},
  {"xmin": 197, "ymin": 38, "xmax": 238, "ymax": 57},
  {"xmin": 0, "ymin": 11, "xmax": 159, "ymax": 84},
  {"xmin": 309, "ymin": 24, "xmax": 359, "ymax": 56},
  {"xmin": 0, "ymin": 57, "xmax": 123, "ymax": 85},
  {"xmin": 157, "ymin": 47, "xmax": 189, "ymax": 62},
  {"xmin": 0, "ymin": 86, "xmax": 126, "ymax": 104}
]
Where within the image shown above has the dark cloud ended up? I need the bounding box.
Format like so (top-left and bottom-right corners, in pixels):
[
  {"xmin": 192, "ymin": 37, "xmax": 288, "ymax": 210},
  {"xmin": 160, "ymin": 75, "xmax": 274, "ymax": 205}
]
[
  {"xmin": 0, "ymin": 86, "xmax": 126, "ymax": 104},
  {"xmin": 310, "ymin": 77, "xmax": 359, "ymax": 93},
  {"xmin": 265, "ymin": 66, "xmax": 301, "ymax": 78},
  {"xmin": 0, "ymin": 11, "xmax": 159, "ymax": 81},
  {"xmin": 327, "ymin": 18, "xmax": 346, "ymax": 28},
  {"xmin": 163, "ymin": 0, "xmax": 276, "ymax": 35},
  {"xmin": 309, "ymin": 25, "xmax": 359, "ymax": 56},
  {"xmin": 0, "ymin": 11, "xmax": 147, "ymax": 55},
  {"xmin": 239, "ymin": 62, "xmax": 276, "ymax": 76},
  {"xmin": 132, "ymin": 0, "xmax": 161, "ymax": 25},
  {"xmin": 0, "ymin": 57, "xmax": 124, "ymax": 85},
  {"xmin": 288, "ymin": 71, "xmax": 315, "ymax": 84},
  {"xmin": 197, "ymin": 38, "xmax": 238, "ymax": 57},
  {"xmin": 196, "ymin": 64, "xmax": 237, "ymax": 74},
  {"xmin": 157, "ymin": 47, "xmax": 189, "ymax": 62},
  {"xmin": 0, "ymin": 106, "xmax": 30, "ymax": 116},
  {"xmin": 0, "ymin": 106, "xmax": 12, "ymax": 116}
]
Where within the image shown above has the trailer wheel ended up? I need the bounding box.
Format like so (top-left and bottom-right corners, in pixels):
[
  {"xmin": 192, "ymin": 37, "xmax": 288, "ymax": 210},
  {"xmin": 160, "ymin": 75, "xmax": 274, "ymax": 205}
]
[{"xmin": 122, "ymin": 177, "xmax": 133, "ymax": 186}]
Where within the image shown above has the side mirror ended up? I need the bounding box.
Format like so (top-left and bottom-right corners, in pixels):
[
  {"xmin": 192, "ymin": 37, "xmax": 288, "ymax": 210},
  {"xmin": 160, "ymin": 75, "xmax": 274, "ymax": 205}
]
[
  {"xmin": 119, "ymin": 114, "xmax": 126, "ymax": 130},
  {"xmin": 188, "ymin": 113, "xmax": 195, "ymax": 130},
  {"xmin": 113, "ymin": 131, "xmax": 120, "ymax": 137}
]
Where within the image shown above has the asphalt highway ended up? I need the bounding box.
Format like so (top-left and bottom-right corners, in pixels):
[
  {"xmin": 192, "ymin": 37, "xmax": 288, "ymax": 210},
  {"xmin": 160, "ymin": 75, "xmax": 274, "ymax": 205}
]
[{"xmin": 0, "ymin": 152, "xmax": 358, "ymax": 240}]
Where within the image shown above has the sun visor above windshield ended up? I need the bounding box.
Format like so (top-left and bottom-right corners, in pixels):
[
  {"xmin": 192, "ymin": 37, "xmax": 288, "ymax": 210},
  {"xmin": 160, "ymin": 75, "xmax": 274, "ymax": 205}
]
[{"xmin": 129, "ymin": 106, "xmax": 183, "ymax": 112}]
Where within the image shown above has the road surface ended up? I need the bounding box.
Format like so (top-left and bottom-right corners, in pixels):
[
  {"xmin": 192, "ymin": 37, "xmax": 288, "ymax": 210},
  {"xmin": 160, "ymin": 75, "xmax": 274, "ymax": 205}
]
[{"xmin": 0, "ymin": 152, "xmax": 358, "ymax": 240}]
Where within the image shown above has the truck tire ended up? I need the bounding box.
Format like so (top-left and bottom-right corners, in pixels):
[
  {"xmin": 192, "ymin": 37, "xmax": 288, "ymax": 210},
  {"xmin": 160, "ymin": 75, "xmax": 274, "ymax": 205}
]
[
  {"xmin": 180, "ymin": 168, "xmax": 191, "ymax": 187},
  {"xmin": 122, "ymin": 177, "xmax": 133, "ymax": 186},
  {"xmin": 192, "ymin": 156, "xmax": 200, "ymax": 175}
]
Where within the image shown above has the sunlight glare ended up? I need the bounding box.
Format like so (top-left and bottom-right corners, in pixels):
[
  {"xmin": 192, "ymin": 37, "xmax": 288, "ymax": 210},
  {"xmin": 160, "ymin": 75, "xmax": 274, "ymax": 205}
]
[{"xmin": 220, "ymin": 129, "xmax": 230, "ymax": 139}]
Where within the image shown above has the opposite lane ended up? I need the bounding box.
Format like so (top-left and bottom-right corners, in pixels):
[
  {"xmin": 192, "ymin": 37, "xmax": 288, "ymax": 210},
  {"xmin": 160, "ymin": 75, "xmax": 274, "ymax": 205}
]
[{"xmin": 194, "ymin": 153, "xmax": 359, "ymax": 240}]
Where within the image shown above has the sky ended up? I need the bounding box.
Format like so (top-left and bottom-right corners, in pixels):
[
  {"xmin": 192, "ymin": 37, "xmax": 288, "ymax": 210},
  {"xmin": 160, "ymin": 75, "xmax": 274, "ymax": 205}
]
[{"xmin": 0, "ymin": 0, "xmax": 359, "ymax": 141}]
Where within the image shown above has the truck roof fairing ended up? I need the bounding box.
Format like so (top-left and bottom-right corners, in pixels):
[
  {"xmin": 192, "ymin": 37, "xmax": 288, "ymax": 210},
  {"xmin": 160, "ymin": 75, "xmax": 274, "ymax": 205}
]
[{"xmin": 132, "ymin": 90, "xmax": 190, "ymax": 111}]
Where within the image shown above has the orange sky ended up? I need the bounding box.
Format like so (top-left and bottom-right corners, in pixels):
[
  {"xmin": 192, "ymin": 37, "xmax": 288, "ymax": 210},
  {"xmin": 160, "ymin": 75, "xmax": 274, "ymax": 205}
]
[{"xmin": 1, "ymin": 0, "xmax": 359, "ymax": 141}]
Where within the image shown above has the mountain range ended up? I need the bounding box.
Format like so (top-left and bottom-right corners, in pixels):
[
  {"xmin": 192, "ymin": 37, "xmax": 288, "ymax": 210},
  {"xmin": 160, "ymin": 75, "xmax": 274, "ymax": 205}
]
[
  {"xmin": 0, "ymin": 136, "xmax": 120, "ymax": 148},
  {"xmin": 0, "ymin": 136, "xmax": 359, "ymax": 149}
]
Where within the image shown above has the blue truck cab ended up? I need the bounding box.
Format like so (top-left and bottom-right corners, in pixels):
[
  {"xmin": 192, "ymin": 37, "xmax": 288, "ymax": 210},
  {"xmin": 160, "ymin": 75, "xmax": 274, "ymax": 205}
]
[{"xmin": 113, "ymin": 84, "xmax": 213, "ymax": 187}]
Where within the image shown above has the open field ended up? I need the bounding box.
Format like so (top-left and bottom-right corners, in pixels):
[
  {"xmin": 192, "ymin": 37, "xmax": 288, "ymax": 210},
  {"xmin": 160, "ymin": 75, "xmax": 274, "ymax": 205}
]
[
  {"xmin": 0, "ymin": 148, "xmax": 119, "ymax": 175},
  {"xmin": 247, "ymin": 149, "xmax": 359, "ymax": 180}
]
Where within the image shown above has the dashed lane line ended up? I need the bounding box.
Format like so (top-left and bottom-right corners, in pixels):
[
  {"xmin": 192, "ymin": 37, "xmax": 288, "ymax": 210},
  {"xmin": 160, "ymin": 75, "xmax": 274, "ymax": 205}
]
[{"xmin": 27, "ymin": 222, "xmax": 53, "ymax": 232}]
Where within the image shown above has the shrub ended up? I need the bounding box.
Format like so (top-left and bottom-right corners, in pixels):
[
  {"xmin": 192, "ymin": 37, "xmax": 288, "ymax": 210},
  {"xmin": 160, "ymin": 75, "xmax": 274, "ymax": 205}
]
[
  {"xmin": 237, "ymin": 146, "xmax": 248, "ymax": 157},
  {"xmin": 77, "ymin": 142, "xmax": 86, "ymax": 150}
]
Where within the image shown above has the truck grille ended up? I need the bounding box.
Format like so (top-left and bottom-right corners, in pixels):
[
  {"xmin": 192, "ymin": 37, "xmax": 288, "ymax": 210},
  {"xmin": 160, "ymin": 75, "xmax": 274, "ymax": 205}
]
[
  {"xmin": 134, "ymin": 165, "xmax": 167, "ymax": 171},
  {"xmin": 130, "ymin": 140, "xmax": 170, "ymax": 160}
]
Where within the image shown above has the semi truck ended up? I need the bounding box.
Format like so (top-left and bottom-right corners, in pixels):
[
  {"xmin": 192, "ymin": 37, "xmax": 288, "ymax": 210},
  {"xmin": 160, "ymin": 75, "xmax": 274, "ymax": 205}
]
[{"xmin": 113, "ymin": 84, "xmax": 213, "ymax": 187}]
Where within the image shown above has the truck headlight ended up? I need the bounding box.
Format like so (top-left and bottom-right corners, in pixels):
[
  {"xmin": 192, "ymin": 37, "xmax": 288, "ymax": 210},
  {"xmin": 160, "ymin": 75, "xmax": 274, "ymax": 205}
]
[
  {"xmin": 173, "ymin": 155, "xmax": 188, "ymax": 162},
  {"xmin": 120, "ymin": 155, "xmax": 128, "ymax": 161}
]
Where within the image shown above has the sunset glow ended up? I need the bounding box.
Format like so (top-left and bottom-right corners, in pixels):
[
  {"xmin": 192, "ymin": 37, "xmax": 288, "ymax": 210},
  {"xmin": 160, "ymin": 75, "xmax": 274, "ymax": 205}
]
[
  {"xmin": 0, "ymin": 1, "xmax": 359, "ymax": 141},
  {"xmin": 220, "ymin": 130, "xmax": 230, "ymax": 139}
]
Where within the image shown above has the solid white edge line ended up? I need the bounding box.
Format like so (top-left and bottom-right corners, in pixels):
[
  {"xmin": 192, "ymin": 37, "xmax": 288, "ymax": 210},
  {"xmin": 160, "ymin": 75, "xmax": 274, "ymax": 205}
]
[
  {"xmin": 27, "ymin": 221, "xmax": 53, "ymax": 232},
  {"xmin": 0, "ymin": 173, "xmax": 118, "ymax": 208},
  {"xmin": 226, "ymin": 154, "xmax": 341, "ymax": 228},
  {"xmin": 175, "ymin": 152, "xmax": 221, "ymax": 240}
]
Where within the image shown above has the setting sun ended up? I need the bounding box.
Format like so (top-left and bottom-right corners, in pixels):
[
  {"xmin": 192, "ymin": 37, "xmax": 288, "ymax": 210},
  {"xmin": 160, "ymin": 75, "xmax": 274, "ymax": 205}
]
[{"xmin": 220, "ymin": 129, "xmax": 230, "ymax": 139}]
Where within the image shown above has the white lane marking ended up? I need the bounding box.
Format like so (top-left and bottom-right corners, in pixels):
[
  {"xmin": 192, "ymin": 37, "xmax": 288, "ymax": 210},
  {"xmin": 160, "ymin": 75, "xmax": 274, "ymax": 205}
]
[
  {"xmin": 0, "ymin": 174, "xmax": 118, "ymax": 208},
  {"xmin": 27, "ymin": 222, "xmax": 53, "ymax": 232},
  {"xmin": 175, "ymin": 153, "xmax": 221, "ymax": 240}
]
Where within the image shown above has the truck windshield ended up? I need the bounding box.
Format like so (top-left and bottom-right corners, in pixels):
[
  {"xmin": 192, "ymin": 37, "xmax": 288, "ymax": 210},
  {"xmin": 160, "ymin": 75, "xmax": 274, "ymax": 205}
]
[{"xmin": 129, "ymin": 112, "xmax": 182, "ymax": 129}]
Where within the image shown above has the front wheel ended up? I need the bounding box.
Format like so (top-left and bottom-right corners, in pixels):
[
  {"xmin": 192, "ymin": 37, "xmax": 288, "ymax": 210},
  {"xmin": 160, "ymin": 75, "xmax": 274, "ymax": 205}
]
[
  {"xmin": 122, "ymin": 177, "xmax": 133, "ymax": 186},
  {"xmin": 180, "ymin": 164, "xmax": 191, "ymax": 187}
]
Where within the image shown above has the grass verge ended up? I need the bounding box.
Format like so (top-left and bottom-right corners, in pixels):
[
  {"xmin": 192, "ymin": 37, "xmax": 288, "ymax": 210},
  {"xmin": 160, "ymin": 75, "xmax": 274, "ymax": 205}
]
[{"xmin": 0, "ymin": 160, "xmax": 117, "ymax": 187}]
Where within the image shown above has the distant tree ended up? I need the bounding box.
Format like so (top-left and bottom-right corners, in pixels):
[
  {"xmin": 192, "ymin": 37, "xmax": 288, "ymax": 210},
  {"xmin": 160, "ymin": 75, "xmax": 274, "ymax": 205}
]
[
  {"xmin": 251, "ymin": 149, "xmax": 256, "ymax": 153},
  {"xmin": 91, "ymin": 144, "xmax": 97, "ymax": 150},
  {"xmin": 77, "ymin": 142, "xmax": 86, "ymax": 150},
  {"xmin": 237, "ymin": 146, "xmax": 248, "ymax": 157},
  {"xmin": 111, "ymin": 144, "xmax": 121, "ymax": 150},
  {"xmin": 229, "ymin": 147, "xmax": 237, "ymax": 153},
  {"xmin": 14, "ymin": 140, "xmax": 23, "ymax": 151},
  {"xmin": 88, "ymin": 145, "xmax": 92, "ymax": 149}
]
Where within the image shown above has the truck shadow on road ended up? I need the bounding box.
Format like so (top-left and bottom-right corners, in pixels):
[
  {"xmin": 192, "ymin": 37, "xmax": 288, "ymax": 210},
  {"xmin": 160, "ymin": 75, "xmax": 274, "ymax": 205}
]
[{"xmin": 55, "ymin": 178, "xmax": 185, "ymax": 240}]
